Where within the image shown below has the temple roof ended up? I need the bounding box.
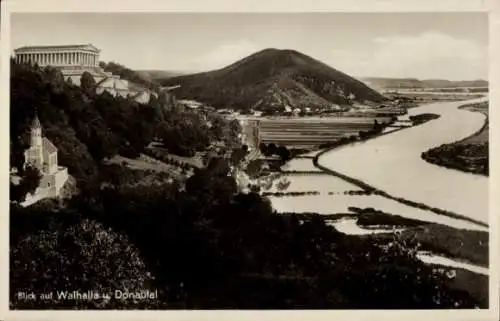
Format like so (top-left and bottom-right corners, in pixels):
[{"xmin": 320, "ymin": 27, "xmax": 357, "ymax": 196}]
[{"xmin": 15, "ymin": 44, "xmax": 100, "ymax": 53}]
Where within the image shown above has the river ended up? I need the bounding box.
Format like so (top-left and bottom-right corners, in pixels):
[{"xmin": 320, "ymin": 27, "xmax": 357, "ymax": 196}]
[{"xmin": 317, "ymin": 97, "xmax": 488, "ymax": 224}]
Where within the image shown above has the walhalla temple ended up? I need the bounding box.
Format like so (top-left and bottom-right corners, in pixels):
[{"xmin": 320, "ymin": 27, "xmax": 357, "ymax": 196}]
[
  {"xmin": 12, "ymin": 44, "xmax": 159, "ymax": 206},
  {"xmin": 13, "ymin": 43, "xmax": 158, "ymax": 104}
]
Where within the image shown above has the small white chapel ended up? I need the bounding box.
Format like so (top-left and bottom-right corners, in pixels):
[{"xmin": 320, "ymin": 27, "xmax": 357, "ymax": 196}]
[{"xmin": 20, "ymin": 113, "xmax": 69, "ymax": 206}]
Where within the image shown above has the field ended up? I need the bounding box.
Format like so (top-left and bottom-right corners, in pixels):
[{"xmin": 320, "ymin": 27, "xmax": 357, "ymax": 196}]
[{"xmin": 259, "ymin": 117, "xmax": 392, "ymax": 147}]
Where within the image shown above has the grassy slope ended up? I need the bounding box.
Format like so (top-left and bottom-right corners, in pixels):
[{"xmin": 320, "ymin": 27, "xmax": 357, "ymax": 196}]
[{"xmin": 159, "ymin": 48, "xmax": 386, "ymax": 110}]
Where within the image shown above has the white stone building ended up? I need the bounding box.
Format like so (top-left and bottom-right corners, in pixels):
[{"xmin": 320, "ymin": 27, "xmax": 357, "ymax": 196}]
[
  {"xmin": 21, "ymin": 114, "xmax": 69, "ymax": 207},
  {"xmin": 14, "ymin": 44, "xmax": 157, "ymax": 104}
]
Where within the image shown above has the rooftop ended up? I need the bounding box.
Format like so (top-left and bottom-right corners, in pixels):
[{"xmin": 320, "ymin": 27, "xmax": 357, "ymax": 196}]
[
  {"xmin": 42, "ymin": 137, "xmax": 58, "ymax": 155},
  {"xmin": 15, "ymin": 44, "xmax": 100, "ymax": 53}
]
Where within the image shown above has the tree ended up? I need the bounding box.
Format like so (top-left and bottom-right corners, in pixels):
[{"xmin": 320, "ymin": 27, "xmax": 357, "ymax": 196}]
[
  {"xmin": 267, "ymin": 143, "xmax": 277, "ymax": 156},
  {"xmin": 277, "ymin": 145, "xmax": 291, "ymax": 162},
  {"xmin": 10, "ymin": 165, "xmax": 42, "ymax": 202},
  {"xmin": 259, "ymin": 143, "xmax": 268, "ymax": 155},
  {"xmin": 373, "ymin": 119, "xmax": 382, "ymax": 133},
  {"xmin": 80, "ymin": 71, "xmax": 96, "ymax": 93},
  {"xmin": 230, "ymin": 146, "xmax": 248, "ymax": 166},
  {"xmin": 10, "ymin": 216, "xmax": 158, "ymax": 309}
]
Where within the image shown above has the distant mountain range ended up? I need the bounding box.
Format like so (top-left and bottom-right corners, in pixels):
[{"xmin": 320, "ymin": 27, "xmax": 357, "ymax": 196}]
[
  {"xmin": 361, "ymin": 77, "xmax": 488, "ymax": 90},
  {"xmin": 158, "ymin": 48, "xmax": 386, "ymax": 111}
]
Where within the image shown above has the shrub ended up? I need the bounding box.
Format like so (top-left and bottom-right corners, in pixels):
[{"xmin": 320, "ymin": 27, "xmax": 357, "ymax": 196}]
[{"xmin": 10, "ymin": 215, "xmax": 158, "ymax": 309}]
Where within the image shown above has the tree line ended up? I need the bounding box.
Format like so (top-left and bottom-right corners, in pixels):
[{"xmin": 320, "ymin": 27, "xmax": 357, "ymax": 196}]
[
  {"xmin": 10, "ymin": 59, "xmax": 241, "ymax": 197},
  {"xmin": 10, "ymin": 155, "xmax": 484, "ymax": 309}
]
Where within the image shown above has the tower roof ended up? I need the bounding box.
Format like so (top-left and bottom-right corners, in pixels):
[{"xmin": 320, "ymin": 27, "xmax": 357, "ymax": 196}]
[{"xmin": 32, "ymin": 114, "xmax": 41, "ymax": 129}]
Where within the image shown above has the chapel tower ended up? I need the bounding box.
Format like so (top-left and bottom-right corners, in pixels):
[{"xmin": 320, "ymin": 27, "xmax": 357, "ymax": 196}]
[{"xmin": 27, "ymin": 113, "xmax": 43, "ymax": 171}]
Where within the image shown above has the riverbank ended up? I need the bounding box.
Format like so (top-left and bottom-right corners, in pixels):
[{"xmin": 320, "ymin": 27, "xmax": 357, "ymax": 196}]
[
  {"xmin": 311, "ymin": 116, "xmax": 488, "ymax": 229},
  {"xmin": 421, "ymin": 101, "xmax": 488, "ymax": 176},
  {"xmin": 282, "ymin": 208, "xmax": 487, "ymax": 267}
]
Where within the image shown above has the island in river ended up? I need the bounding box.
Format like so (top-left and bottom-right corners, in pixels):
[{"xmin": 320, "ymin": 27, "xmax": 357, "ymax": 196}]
[
  {"xmin": 316, "ymin": 96, "xmax": 488, "ymax": 225},
  {"xmin": 421, "ymin": 101, "xmax": 489, "ymax": 176}
]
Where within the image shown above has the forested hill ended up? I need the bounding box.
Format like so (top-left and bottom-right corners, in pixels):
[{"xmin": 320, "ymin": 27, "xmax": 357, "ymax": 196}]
[
  {"xmin": 10, "ymin": 60, "xmax": 240, "ymax": 192},
  {"xmin": 159, "ymin": 48, "xmax": 386, "ymax": 111}
]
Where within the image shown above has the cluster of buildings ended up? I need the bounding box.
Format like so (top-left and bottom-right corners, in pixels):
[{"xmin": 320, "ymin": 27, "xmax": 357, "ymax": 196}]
[
  {"xmin": 11, "ymin": 43, "xmax": 168, "ymax": 206},
  {"xmin": 14, "ymin": 44, "xmax": 158, "ymax": 104}
]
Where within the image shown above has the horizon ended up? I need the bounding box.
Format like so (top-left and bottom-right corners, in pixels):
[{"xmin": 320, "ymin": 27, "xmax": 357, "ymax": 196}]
[{"xmin": 11, "ymin": 12, "xmax": 488, "ymax": 81}]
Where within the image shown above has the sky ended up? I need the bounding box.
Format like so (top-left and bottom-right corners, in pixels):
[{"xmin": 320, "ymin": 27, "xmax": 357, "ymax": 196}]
[{"xmin": 10, "ymin": 12, "xmax": 488, "ymax": 80}]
